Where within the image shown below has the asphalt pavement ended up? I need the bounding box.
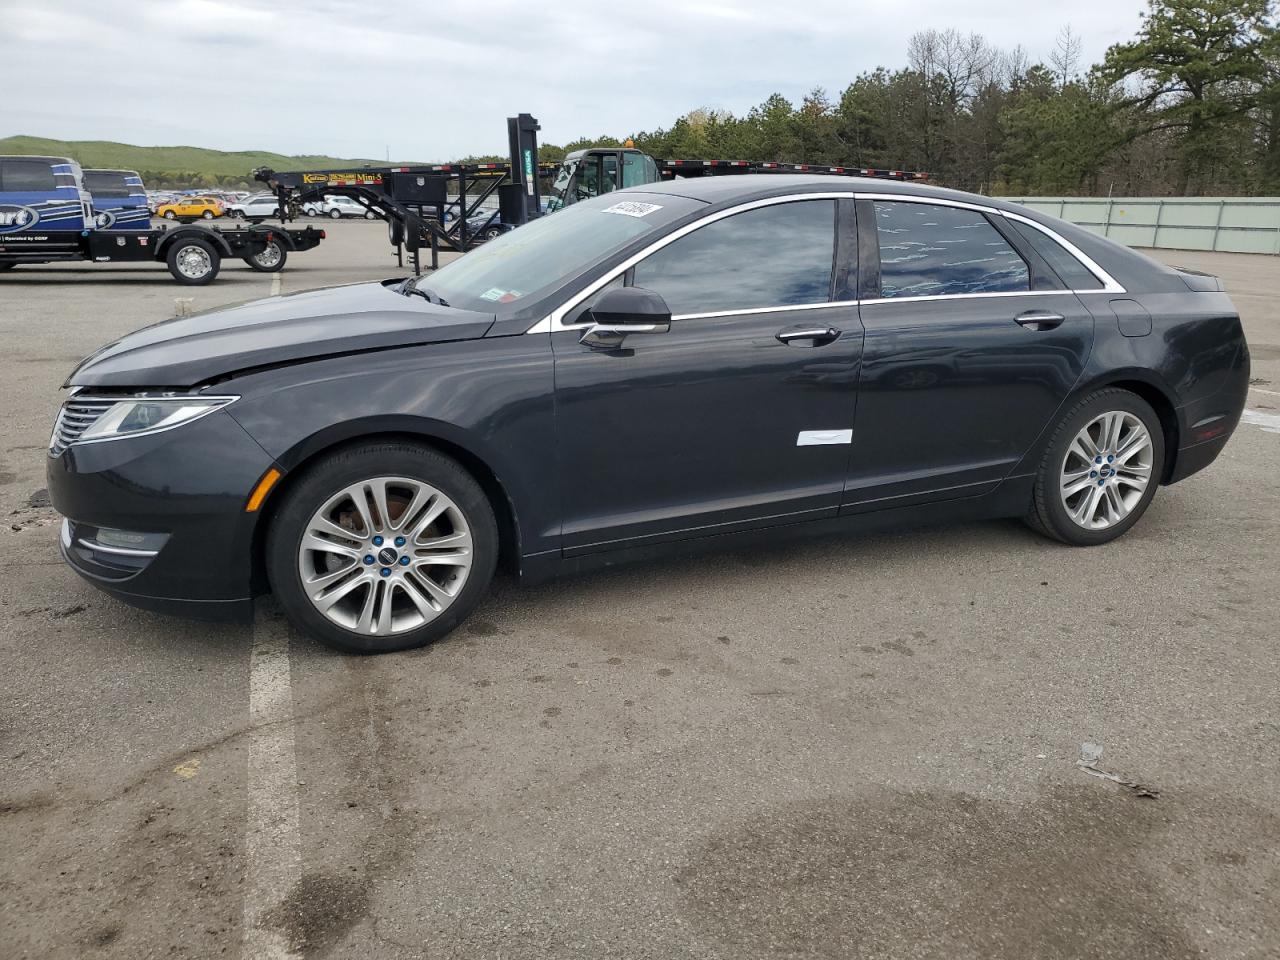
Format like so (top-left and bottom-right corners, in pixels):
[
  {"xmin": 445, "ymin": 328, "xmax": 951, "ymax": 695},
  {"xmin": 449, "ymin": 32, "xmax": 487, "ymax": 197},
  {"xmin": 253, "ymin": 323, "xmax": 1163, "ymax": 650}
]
[{"xmin": 2, "ymin": 221, "xmax": 1278, "ymax": 959}]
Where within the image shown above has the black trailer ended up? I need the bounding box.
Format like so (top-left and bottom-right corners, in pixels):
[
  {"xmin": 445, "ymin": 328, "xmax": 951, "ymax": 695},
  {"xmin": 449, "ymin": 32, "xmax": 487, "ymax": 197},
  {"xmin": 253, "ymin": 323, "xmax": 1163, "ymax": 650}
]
[{"xmin": 0, "ymin": 220, "xmax": 327, "ymax": 285}]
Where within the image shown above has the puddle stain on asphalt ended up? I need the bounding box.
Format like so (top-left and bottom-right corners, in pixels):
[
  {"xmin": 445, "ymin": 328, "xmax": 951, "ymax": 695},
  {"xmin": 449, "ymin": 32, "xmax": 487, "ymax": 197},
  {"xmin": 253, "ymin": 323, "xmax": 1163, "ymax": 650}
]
[{"xmin": 674, "ymin": 786, "xmax": 1280, "ymax": 960}]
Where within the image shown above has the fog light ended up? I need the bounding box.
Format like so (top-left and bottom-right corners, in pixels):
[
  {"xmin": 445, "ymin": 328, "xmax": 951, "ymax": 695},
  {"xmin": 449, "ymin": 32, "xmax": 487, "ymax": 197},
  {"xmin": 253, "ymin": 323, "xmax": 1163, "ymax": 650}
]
[{"xmin": 95, "ymin": 527, "xmax": 167, "ymax": 551}]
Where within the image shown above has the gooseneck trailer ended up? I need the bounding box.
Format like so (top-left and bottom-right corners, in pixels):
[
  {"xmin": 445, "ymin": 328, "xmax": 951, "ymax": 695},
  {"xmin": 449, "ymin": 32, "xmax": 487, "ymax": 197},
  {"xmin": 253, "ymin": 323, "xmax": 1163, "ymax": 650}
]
[{"xmin": 0, "ymin": 156, "xmax": 325, "ymax": 284}]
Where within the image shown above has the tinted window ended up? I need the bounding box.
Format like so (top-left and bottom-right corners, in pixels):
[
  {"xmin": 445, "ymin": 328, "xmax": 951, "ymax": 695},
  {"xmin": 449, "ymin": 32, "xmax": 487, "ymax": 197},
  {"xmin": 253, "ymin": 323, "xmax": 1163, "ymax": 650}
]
[
  {"xmin": 1008, "ymin": 218, "xmax": 1104, "ymax": 290},
  {"xmin": 2, "ymin": 160, "xmax": 57, "ymax": 192},
  {"xmin": 83, "ymin": 171, "xmax": 130, "ymax": 197},
  {"xmin": 874, "ymin": 201, "xmax": 1028, "ymax": 298},
  {"xmin": 631, "ymin": 200, "xmax": 835, "ymax": 315}
]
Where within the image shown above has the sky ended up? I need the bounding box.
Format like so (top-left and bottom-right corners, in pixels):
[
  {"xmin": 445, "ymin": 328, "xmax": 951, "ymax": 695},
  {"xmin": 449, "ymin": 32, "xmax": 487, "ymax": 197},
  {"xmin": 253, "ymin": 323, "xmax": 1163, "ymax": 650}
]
[{"xmin": 4, "ymin": 0, "xmax": 1150, "ymax": 161}]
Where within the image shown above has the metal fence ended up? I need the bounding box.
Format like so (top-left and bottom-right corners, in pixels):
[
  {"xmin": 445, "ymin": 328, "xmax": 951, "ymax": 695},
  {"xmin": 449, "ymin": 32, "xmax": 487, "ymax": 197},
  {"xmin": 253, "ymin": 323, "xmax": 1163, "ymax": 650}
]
[{"xmin": 997, "ymin": 196, "xmax": 1280, "ymax": 254}]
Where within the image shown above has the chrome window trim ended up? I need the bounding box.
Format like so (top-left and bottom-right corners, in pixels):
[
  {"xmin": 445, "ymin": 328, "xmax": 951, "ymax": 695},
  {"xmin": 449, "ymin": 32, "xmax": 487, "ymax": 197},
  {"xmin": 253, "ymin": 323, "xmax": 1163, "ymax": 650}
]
[
  {"xmin": 527, "ymin": 192, "xmax": 855, "ymax": 333},
  {"xmin": 523, "ymin": 190, "xmax": 1125, "ymax": 335}
]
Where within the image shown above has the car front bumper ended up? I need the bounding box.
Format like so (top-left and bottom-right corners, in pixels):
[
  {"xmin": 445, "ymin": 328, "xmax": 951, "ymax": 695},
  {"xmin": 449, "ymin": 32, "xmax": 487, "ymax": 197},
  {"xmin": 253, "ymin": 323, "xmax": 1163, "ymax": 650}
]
[{"xmin": 46, "ymin": 409, "xmax": 278, "ymax": 622}]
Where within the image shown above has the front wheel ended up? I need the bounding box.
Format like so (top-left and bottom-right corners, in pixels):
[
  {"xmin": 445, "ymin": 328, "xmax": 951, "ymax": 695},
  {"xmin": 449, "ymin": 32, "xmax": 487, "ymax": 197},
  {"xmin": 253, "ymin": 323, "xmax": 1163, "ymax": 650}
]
[
  {"xmin": 166, "ymin": 238, "xmax": 220, "ymax": 285},
  {"xmin": 329, "ymin": 208, "xmax": 342, "ymax": 219},
  {"xmin": 163, "ymin": 210, "xmax": 177, "ymax": 220},
  {"xmin": 244, "ymin": 240, "xmax": 287, "ymax": 272},
  {"xmin": 1026, "ymin": 388, "xmax": 1164, "ymax": 545},
  {"xmin": 267, "ymin": 443, "xmax": 499, "ymax": 654}
]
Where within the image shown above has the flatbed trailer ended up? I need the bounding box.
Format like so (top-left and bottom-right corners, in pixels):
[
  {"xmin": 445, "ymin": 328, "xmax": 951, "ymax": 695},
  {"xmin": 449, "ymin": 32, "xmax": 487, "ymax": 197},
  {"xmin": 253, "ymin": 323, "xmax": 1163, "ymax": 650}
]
[
  {"xmin": 0, "ymin": 155, "xmax": 326, "ymax": 285},
  {"xmin": 0, "ymin": 221, "xmax": 327, "ymax": 285}
]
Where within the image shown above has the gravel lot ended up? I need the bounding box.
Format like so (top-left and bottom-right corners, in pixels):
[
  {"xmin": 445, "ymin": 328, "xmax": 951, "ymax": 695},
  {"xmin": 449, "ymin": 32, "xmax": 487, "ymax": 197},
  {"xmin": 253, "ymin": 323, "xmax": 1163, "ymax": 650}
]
[{"xmin": 2, "ymin": 221, "xmax": 1278, "ymax": 959}]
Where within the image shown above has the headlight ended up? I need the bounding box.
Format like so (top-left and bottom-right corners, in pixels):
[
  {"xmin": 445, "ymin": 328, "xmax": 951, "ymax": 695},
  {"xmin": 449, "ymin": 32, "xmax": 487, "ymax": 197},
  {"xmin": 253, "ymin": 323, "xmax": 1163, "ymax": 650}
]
[{"xmin": 74, "ymin": 395, "xmax": 238, "ymax": 443}]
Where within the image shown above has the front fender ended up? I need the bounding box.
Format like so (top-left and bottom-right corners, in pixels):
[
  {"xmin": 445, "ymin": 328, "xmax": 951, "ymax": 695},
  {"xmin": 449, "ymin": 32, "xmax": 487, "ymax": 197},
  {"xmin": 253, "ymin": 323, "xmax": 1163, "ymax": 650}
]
[{"xmin": 223, "ymin": 335, "xmax": 559, "ymax": 557}]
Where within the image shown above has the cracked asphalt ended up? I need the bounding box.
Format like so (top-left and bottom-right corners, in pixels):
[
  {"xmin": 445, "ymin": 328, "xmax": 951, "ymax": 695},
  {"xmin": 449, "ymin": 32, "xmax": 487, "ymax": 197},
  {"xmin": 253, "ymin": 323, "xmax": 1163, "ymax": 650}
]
[{"xmin": 2, "ymin": 223, "xmax": 1278, "ymax": 959}]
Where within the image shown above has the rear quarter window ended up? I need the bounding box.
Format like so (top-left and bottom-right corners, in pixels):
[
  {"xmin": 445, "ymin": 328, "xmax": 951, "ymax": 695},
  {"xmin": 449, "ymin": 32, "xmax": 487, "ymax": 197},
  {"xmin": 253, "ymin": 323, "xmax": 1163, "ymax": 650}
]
[{"xmin": 1007, "ymin": 218, "xmax": 1104, "ymax": 290}]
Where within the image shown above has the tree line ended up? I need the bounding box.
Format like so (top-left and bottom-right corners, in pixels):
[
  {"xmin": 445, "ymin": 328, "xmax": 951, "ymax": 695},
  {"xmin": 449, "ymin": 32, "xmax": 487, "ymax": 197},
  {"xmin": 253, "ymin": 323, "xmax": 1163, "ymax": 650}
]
[{"xmin": 538, "ymin": 0, "xmax": 1280, "ymax": 197}]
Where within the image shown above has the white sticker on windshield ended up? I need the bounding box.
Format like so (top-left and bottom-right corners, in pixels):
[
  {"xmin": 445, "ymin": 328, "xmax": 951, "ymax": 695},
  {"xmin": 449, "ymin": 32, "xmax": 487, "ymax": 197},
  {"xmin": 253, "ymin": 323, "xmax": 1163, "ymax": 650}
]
[{"xmin": 602, "ymin": 201, "xmax": 663, "ymax": 218}]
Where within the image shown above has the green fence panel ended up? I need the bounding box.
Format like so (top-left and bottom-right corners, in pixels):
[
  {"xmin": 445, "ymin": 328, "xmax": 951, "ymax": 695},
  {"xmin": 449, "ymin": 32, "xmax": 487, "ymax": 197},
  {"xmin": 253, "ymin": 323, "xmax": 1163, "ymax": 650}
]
[{"xmin": 998, "ymin": 196, "xmax": 1280, "ymax": 254}]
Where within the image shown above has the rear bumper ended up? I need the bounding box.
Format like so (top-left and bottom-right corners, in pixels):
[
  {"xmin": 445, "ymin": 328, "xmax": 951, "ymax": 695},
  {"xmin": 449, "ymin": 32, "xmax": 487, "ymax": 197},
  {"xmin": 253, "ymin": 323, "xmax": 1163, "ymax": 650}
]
[{"xmin": 1169, "ymin": 339, "xmax": 1250, "ymax": 484}]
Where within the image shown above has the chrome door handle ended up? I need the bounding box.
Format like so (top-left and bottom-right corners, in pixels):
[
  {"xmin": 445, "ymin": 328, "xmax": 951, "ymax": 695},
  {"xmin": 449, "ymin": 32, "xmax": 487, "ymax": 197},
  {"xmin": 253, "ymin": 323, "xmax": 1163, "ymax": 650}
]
[
  {"xmin": 1015, "ymin": 311, "xmax": 1065, "ymax": 331},
  {"xmin": 777, "ymin": 325, "xmax": 840, "ymax": 345}
]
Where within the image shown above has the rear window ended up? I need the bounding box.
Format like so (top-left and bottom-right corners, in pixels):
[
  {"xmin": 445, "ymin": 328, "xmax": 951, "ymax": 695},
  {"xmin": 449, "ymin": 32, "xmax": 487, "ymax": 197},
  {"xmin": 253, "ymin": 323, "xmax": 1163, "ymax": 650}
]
[
  {"xmin": 1007, "ymin": 219, "xmax": 1104, "ymax": 290},
  {"xmin": 83, "ymin": 171, "xmax": 131, "ymax": 198},
  {"xmin": 1, "ymin": 160, "xmax": 57, "ymax": 192},
  {"xmin": 874, "ymin": 200, "xmax": 1029, "ymax": 298}
]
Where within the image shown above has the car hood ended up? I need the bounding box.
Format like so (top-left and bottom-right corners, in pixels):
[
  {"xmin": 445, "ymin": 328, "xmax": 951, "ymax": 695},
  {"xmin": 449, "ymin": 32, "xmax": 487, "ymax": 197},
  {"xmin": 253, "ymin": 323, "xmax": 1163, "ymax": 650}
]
[{"xmin": 67, "ymin": 281, "xmax": 496, "ymax": 388}]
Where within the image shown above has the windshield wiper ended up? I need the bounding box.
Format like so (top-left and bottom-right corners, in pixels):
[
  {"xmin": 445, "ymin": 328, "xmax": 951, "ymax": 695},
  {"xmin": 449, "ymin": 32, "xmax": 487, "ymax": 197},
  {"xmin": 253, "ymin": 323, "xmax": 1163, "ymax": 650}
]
[{"xmin": 402, "ymin": 278, "xmax": 448, "ymax": 306}]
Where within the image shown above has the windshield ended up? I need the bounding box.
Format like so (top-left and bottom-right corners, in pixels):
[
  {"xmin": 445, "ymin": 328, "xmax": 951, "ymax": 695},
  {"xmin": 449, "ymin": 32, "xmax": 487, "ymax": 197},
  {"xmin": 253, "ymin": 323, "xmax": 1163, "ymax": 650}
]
[
  {"xmin": 414, "ymin": 192, "xmax": 700, "ymax": 313},
  {"xmin": 545, "ymin": 159, "xmax": 578, "ymax": 213}
]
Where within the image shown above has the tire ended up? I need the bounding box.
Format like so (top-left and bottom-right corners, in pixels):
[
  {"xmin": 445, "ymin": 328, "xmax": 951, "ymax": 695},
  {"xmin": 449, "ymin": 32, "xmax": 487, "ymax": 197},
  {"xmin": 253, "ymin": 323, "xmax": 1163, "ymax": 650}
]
[
  {"xmin": 163, "ymin": 210, "xmax": 177, "ymax": 220},
  {"xmin": 364, "ymin": 211, "xmax": 376, "ymax": 220},
  {"xmin": 202, "ymin": 210, "xmax": 215, "ymax": 220},
  {"xmin": 244, "ymin": 240, "xmax": 287, "ymax": 272},
  {"xmin": 266, "ymin": 442, "xmax": 499, "ymax": 654},
  {"xmin": 304, "ymin": 208, "xmax": 316, "ymax": 217},
  {"xmin": 0, "ymin": 262, "xmax": 16, "ymax": 271},
  {"xmin": 484, "ymin": 227, "xmax": 502, "ymax": 241},
  {"xmin": 1025, "ymin": 388, "xmax": 1164, "ymax": 546},
  {"xmin": 329, "ymin": 208, "xmax": 342, "ymax": 219},
  {"xmin": 166, "ymin": 238, "xmax": 220, "ymax": 285}
]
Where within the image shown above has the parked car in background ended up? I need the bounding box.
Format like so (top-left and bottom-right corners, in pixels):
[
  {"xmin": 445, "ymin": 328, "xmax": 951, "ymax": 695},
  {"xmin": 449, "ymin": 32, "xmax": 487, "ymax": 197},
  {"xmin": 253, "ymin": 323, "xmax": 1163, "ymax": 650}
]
[
  {"xmin": 227, "ymin": 195, "xmax": 282, "ymax": 222},
  {"xmin": 155, "ymin": 196, "xmax": 224, "ymax": 221},
  {"xmin": 303, "ymin": 195, "xmax": 378, "ymax": 219}
]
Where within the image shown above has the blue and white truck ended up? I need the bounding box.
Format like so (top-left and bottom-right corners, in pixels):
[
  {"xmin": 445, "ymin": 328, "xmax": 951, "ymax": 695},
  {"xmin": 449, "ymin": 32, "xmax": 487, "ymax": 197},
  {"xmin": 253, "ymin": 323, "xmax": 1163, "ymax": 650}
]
[{"xmin": 0, "ymin": 155, "xmax": 325, "ymax": 284}]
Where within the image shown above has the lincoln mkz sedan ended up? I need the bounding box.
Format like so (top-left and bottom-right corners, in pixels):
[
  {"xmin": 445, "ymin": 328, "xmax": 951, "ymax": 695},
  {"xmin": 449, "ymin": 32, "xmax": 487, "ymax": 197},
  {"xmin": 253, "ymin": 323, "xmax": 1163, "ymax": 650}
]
[{"xmin": 47, "ymin": 176, "xmax": 1250, "ymax": 653}]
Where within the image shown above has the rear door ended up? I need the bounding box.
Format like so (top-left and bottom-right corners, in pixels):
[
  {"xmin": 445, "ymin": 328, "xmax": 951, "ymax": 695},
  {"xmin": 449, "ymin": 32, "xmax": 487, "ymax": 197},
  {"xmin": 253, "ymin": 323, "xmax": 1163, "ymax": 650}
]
[
  {"xmin": 844, "ymin": 197, "xmax": 1095, "ymax": 511},
  {"xmin": 551, "ymin": 196, "xmax": 863, "ymax": 554}
]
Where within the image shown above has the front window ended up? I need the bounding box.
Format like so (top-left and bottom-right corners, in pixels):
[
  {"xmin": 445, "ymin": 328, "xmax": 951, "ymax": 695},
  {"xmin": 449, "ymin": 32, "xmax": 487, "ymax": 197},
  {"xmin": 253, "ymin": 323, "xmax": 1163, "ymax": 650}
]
[
  {"xmin": 414, "ymin": 192, "xmax": 701, "ymax": 314},
  {"xmin": 631, "ymin": 200, "xmax": 836, "ymax": 316}
]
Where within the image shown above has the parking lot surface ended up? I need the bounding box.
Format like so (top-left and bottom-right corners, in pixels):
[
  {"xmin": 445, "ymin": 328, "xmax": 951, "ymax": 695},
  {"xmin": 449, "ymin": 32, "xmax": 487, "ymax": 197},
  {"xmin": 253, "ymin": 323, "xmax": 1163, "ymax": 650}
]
[{"xmin": 2, "ymin": 222, "xmax": 1278, "ymax": 959}]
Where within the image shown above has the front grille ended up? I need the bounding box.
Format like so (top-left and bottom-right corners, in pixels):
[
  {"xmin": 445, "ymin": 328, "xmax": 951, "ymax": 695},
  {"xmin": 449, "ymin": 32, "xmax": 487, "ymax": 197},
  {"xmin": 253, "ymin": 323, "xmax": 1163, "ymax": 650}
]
[{"xmin": 49, "ymin": 397, "xmax": 116, "ymax": 456}]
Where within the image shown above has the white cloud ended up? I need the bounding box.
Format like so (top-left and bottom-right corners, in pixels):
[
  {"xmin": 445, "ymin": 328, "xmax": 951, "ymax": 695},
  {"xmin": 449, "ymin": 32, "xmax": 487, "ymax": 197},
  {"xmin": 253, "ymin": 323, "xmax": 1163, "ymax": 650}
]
[{"xmin": 3, "ymin": 0, "xmax": 1147, "ymax": 161}]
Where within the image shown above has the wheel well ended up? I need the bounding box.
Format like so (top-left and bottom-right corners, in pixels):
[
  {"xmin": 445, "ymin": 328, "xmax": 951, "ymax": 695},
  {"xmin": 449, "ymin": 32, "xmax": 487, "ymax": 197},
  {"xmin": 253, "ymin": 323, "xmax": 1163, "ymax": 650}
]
[
  {"xmin": 248, "ymin": 431, "xmax": 521, "ymax": 596},
  {"xmin": 1104, "ymin": 378, "xmax": 1180, "ymax": 483}
]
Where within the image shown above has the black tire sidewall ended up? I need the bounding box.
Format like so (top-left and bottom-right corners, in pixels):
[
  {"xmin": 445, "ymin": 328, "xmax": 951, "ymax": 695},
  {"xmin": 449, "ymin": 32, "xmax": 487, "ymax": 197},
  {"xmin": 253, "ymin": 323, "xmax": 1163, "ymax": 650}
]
[
  {"xmin": 266, "ymin": 443, "xmax": 499, "ymax": 654},
  {"xmin": 1036, "ymin": 389, "xmax": 1165, "ymax": 545}
]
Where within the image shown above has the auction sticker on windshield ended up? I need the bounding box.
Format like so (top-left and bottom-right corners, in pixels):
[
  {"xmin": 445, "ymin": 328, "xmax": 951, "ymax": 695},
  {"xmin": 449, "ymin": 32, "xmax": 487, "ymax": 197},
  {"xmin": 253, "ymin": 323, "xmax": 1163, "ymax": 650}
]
[{"xmin": 602, "ymin": 201, "xmax": 663, "ymax": 218}]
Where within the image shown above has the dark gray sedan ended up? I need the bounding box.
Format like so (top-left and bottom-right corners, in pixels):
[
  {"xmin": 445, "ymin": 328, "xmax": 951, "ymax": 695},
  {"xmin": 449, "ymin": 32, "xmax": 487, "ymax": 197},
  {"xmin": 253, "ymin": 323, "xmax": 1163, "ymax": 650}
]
[{"xmin": 47, "ymin": 176, "xmax": 1249, "ymax": 652}]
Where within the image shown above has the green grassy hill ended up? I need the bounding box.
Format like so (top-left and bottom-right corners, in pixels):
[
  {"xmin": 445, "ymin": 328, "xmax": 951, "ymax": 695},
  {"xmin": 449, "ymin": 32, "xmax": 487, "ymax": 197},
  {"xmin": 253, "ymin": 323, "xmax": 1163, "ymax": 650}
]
[{"xmin": 0, "ymin": 135, "xmax": 411, "ymax": 188}]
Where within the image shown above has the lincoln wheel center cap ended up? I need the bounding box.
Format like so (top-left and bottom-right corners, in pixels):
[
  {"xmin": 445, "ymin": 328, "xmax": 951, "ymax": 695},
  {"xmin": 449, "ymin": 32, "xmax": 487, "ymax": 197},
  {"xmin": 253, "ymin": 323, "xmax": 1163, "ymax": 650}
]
[{"xmin": 377, "ymin": 547, "xmax": 398, "ymax": 565}]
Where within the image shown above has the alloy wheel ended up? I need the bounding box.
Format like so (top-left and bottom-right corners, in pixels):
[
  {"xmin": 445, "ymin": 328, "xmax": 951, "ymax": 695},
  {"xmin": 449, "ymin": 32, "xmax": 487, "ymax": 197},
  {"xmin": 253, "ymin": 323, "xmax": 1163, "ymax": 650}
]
[
  {"xmin": 297, "ymin": 476, "xmax": 473, "ymax": 636},
  {"xmin": 1059, "ymin": 411, "xmax": 1154, "ymax": 530},
  {"xmin": 175, "ymin": 245, "xmax": 212, "ymax": 279}
]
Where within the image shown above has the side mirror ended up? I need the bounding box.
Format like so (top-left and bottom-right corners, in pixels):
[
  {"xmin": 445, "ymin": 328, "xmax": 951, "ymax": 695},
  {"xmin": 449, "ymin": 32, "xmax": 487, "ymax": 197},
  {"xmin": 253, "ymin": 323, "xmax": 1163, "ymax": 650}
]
[{"xmin": 580, "ymin": 286, "xmax": 672, "ymax": 349}]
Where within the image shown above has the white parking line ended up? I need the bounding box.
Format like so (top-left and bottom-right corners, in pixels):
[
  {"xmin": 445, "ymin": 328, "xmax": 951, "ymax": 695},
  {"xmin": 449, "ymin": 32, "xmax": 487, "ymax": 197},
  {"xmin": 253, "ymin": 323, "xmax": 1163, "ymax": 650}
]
[
  {"xmin": 271, "ymin": 273, "xmax": 282, "ymax": 297},
  {"xmin": 1242, "ymin": 409, "xmax": 1280, "ymax": 434},
  {"xmin": 242, "ymin": 612, "xmax": 302, "ymax": 959},
  {"xmin": 1249, "ymin": 385, "xmax": 1280, "ymax": 398}
]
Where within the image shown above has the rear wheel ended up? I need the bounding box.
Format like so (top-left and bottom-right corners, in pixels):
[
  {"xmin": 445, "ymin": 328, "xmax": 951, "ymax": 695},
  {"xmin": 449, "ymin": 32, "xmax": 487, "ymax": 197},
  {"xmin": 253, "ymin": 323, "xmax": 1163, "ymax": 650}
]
[
  {"xmin": 202, "ymin": 210, "xmax": 215, "ymax": 219},
  {"xmin": 244, "ymin": 240, "xmax": 287, "ymax": 272},
  {"xmin": 166, "ymin": 238, "xmax": 220, "ymax": 285},
  {"xmin": 364, "ymin": 211, "xmax": 376, "ymax": 220},
  {"xmin": 1026, "ymin": 388, "xmax": 1164, "ymax": 545},
  {"xmin": 163, "ymin": 210, "xmax": 177, "ymax": 220},
  {"xmin": 329, "ymin": 208, "xmax": 342, "ymax": 219},
  {"xmin": 266, "ymin": 442, "xmax": 498, "ymax": 653}
]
